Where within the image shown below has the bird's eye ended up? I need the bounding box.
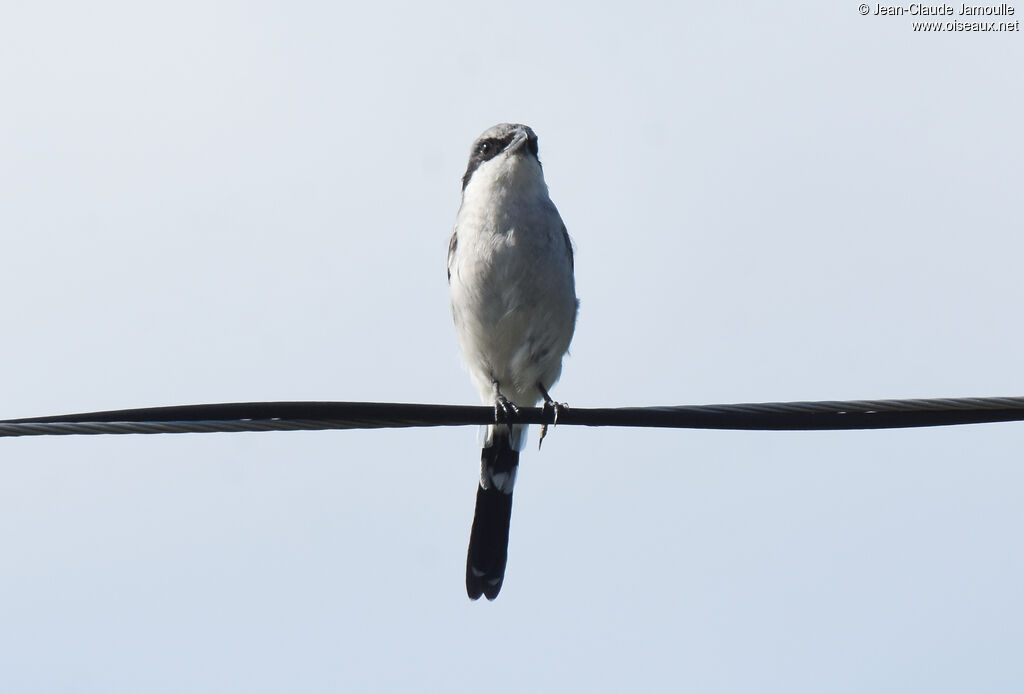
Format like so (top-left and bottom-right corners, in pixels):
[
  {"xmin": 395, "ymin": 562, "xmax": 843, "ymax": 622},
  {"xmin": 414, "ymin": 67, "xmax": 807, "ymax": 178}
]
[{"xmin": 477, "ymin": 141, "xmax": 492, "ymax": 156}]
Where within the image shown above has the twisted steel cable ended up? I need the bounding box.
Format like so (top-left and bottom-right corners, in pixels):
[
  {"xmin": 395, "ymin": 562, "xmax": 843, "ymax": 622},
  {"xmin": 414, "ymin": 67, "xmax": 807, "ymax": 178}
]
[{"xmin": 2, "ymin": 395, "xmax": 1024, "ymax": 438}]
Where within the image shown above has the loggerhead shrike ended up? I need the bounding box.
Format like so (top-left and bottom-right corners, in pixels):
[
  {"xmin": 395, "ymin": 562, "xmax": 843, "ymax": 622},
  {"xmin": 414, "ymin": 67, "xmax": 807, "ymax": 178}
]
[{"xmin": 447, "ymin": 123, "xmax": 578, "ymax": 600}]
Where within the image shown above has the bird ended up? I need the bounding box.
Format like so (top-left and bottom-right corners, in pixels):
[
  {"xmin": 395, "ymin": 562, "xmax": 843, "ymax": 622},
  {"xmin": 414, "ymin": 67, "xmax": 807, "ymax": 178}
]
[{"xmin": 447, "ymin": 123, "xmax": 578, "ymax": 600}]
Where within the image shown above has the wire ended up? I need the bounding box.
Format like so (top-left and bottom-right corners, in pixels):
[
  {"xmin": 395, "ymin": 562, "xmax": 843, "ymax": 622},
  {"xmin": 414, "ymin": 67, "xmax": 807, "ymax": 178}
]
[{"xmin": 2, "ymin": 395, "xmax": 1024, "ymax": 438}]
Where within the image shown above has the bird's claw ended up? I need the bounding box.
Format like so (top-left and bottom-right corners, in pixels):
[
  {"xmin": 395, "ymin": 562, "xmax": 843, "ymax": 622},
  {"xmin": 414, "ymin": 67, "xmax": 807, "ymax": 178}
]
[
  {"xmin": 494, "ymin": 393, "xmax": 519, "ymax": 425},
  {"xmin": 538, "ymin": 396, "xmax": 568, "ymax": 450},
  {"xmin": 541, "ymin": 399, "xmax": 566, "ymax": 427}
]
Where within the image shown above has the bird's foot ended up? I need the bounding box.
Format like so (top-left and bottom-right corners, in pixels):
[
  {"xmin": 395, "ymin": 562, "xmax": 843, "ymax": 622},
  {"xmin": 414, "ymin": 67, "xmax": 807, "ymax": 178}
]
[
  {"xmin": 538, "ymin": 383, "xmax": 568, "ymax": 449},
  {"xmin": 493, "ymin": 391, "xmax": 519, "ymax": 426}
]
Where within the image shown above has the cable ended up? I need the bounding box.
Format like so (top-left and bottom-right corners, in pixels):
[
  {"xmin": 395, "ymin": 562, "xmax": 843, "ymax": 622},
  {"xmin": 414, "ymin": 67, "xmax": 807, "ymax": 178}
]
[{"xmin": 2, "ymin": 395, "xmax": 1024, "ymax": 438}]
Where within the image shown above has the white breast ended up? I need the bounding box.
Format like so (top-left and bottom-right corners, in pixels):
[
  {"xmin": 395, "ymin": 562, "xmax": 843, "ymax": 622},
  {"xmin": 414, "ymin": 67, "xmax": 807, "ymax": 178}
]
[{"xmin": 449, "ymin": 153, "xmax": 578, "ymax": 408}]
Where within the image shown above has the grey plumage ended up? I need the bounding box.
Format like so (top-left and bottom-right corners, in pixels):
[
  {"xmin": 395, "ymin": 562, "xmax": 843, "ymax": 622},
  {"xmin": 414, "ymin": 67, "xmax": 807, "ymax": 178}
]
[{"xmin": 448, "ymin": 123, "xmax": 578, "ymax": 600}]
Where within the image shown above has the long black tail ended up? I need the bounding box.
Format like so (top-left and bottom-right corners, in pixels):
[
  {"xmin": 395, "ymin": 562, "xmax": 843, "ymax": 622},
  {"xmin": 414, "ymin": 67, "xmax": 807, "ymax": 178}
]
[{"xmin": 466, "ymin": 430, "xmax": 519, "ymax": 600}]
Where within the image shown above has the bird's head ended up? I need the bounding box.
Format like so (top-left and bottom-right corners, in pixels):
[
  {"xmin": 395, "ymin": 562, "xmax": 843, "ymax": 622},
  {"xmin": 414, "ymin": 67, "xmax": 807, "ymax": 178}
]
[{"xmin": 461, "ymin": 123, "xmax": 543, "ymax": 193}]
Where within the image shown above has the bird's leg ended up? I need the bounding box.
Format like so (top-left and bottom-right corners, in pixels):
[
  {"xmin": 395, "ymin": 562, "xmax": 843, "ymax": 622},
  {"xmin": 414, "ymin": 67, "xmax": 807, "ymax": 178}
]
[
  {"xmin": 492, "ymin": 380, "xmax": 519, "ymax": 425},
  {"xmin": 537, "ymin": 382, "xmax": 568, "ymax": 449}
]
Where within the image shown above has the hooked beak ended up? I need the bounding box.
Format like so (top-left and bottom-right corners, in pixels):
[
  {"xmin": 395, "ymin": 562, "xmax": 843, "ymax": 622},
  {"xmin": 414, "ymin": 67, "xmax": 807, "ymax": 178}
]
[{"xmin": 506, "ymin": 128, "xmax": 531, "ymax": 154}]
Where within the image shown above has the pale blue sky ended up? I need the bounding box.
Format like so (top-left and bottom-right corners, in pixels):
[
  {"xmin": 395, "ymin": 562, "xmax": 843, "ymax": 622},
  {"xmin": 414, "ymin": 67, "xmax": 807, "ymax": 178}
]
[{"xmin": 2, "ymin": 2, "xmax": 1022, "ymax": 691}]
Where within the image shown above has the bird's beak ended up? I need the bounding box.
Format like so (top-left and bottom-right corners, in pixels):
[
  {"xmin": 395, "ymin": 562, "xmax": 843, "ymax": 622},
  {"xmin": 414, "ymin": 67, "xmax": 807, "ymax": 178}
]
[{"xmin": 506, "ymin": 128, "xmax": 530, "ymax": 154}]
